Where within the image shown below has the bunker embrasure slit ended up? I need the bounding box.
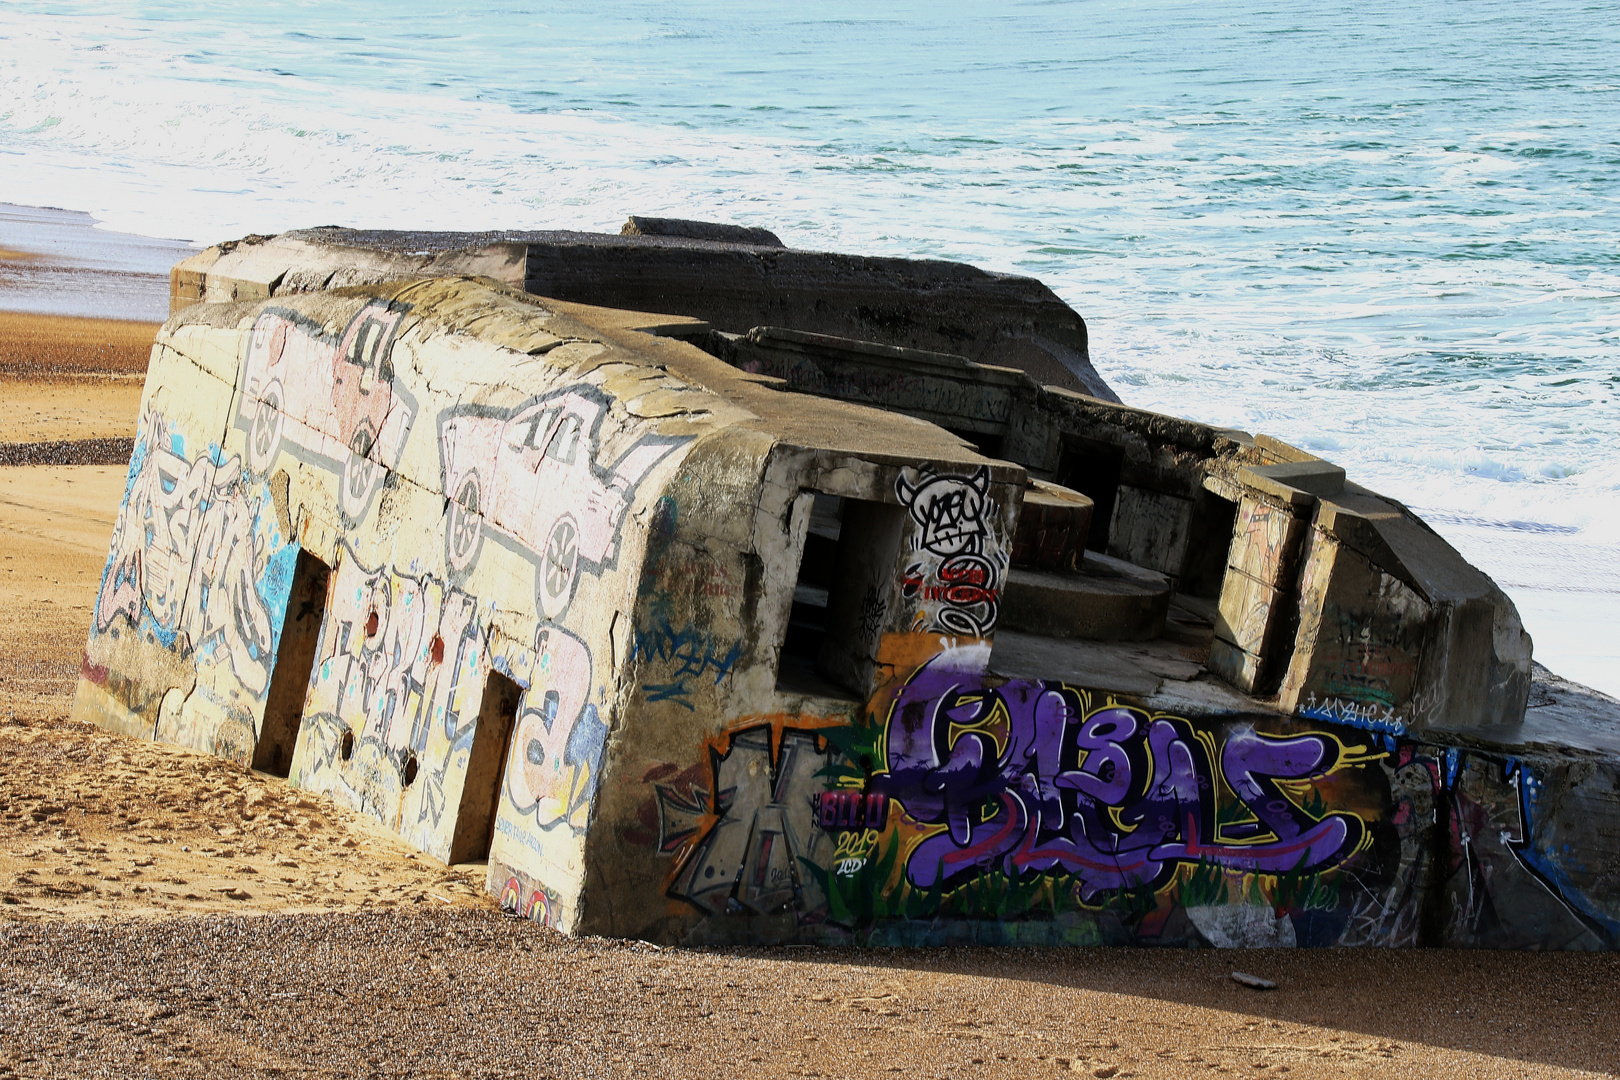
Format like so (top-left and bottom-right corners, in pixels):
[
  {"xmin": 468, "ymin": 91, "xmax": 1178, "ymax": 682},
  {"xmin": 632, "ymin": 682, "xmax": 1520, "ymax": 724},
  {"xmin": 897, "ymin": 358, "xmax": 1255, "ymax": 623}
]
[
  {"xmin": 449, "ymin": 671, "xmax": 521, "ymax": 864},
  {"xmin": 252, "ymin": 549, "xmax": 331, "ymax": 778}
]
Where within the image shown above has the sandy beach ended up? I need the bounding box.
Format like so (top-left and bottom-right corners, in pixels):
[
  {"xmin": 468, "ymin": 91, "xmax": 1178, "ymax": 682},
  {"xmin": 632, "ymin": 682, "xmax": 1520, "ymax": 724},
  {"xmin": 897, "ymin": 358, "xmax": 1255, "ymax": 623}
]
[
  {"xmin": 1, "ymin": 203, "xmax": 1617, "ymax": 1080},
  {"xmin": 0, "ymin": 310, "xmax": 160, "ymax": 377},
  {"xmin": 0, "ymin": 206, "xmax": 165, "ymax": 469}
]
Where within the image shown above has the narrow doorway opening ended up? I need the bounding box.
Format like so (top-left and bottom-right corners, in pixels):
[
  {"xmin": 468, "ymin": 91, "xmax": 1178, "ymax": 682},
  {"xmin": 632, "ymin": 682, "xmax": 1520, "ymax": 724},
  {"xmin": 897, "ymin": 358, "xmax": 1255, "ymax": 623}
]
[
  {"xmin": 775, "ymin": 491, "xmax": 905, "ymax": 700},
  {"xmin": 1058, "ymin": 436, "xmax": 1125, "ymax": 552},
  {"xmin": 253, "ymin": 550, "xmax": 331, "ymax": 777},
  {"xmin": 449, "ymin": 671, "xmax": 521, "ymax": 864},
  {"xmin": 1181, "ymin": 490, "xmax": 1239, "ymax": 599}
]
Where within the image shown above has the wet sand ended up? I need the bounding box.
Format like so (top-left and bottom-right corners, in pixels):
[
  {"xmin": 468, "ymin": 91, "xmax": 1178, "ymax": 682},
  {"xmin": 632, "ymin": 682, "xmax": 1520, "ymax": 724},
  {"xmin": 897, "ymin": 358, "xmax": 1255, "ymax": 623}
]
[
  {"xmin": 2, "ymin": 204, "xmax": 1618, "ymax": 1080},
  {"xmin": 0, "ymin": 202, "xmax": 193, "ymax": 322}
]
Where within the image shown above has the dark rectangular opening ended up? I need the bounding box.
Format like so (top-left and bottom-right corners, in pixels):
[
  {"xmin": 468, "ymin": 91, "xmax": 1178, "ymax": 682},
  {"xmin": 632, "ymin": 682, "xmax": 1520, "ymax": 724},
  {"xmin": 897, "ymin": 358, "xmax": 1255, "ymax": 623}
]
[
  {"xmin": 253, "ymin": 550, "xmax": 331, "ymax": 778},
  {"xmin": 1180, "ymin": 490, "xmax": 1239, "ymax": 599},
  {"xmin": 1058, "ymin": 437, "xmax": 1125, "ymax": 552},
  {"xmin": 944, "ymin": 427, "xmax": 1005, "ymax": 461},
  {"xmin": 775, "ymin": 492, "xmax": 905, "ymax": 701},
  {"xmin": 449, "ymin": 671, "xmax": 520, "ymax": 864}
]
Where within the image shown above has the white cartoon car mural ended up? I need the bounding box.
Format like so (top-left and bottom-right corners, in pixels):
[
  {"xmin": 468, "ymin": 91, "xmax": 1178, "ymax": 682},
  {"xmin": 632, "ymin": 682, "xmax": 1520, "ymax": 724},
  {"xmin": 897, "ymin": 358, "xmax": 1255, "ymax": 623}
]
[
  {"xmin": 438, "ymin": 387, "xmax": 684, "ymax": 620},
  {"xmin": 237, "ymin": 300, "xmax": 418, "ymax": 523}
]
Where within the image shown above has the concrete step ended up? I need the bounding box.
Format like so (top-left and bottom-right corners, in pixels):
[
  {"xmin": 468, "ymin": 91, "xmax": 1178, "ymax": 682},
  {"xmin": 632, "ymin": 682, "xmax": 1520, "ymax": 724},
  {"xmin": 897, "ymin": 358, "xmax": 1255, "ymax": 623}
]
[
  {"xmin": 1010, "ymin": 479, "xmax": 1093, "ymax": 572},
  {"xmin": 998, "ymin": 550, "xmax": 1171, "ymax": 642}
]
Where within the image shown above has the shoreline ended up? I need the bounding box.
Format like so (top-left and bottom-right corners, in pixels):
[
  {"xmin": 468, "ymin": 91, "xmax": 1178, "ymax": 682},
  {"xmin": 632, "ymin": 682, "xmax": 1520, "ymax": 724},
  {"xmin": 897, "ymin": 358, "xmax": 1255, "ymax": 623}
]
[{"xmin": 0, "ymin": 202, "xmax": 194, "ymax": 322}]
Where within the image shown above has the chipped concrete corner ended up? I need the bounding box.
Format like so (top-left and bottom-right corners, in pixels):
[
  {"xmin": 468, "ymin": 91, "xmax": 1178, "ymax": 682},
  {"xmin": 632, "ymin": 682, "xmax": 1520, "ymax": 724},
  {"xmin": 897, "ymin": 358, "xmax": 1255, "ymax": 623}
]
[{"xmin": 73, "ymin": 222, "xmax": 1620, "ymax": 949}]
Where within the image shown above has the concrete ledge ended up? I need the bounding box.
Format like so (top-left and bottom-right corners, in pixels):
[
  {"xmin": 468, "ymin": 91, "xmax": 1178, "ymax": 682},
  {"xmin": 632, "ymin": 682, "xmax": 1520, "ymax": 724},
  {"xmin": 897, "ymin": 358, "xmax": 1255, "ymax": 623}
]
[{"xmin": 1000, "ymin": 551, "xmax": 1170, "ymax": 642}]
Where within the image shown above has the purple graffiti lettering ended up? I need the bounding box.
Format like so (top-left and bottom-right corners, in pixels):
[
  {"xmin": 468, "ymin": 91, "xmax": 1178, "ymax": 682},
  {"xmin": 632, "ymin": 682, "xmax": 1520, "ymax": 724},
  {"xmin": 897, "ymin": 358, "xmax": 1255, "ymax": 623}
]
[{"xmin": 876, "ymin": 653, "xmax": 1362, "ymax": 898}]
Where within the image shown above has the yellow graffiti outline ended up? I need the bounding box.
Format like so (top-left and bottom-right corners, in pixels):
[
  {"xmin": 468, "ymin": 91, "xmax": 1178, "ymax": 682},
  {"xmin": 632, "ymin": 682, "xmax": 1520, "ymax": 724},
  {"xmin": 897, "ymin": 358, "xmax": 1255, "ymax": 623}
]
[
  {"xmin": 945, "ymin": 691, "xmax": 1008, "ymax": 762},
  {"xmin": 867, "ymin": 672, "xmax": 1390, "ymax": 897},
  {"xmin": 1188, "ymin": 724, "xmax": 1384, "ymax": 850}
]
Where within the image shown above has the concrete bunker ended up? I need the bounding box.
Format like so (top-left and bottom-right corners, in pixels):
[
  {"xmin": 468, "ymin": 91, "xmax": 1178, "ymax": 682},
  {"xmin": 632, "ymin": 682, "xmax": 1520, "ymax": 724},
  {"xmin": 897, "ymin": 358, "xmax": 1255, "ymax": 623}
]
[{"xmin": 68, "ymin": 221, "xmax": 1620, "ymax": 950}]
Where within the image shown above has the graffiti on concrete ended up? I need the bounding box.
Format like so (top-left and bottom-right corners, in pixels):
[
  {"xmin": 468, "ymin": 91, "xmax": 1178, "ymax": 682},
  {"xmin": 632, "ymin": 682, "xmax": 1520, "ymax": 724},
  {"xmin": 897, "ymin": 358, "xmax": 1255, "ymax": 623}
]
[
  {"xmin": 1298, "ymin": 692, "xmax": 1408, "ymax": 739},
  {"xmin": 818, "ymin": 791, "xmax": 890, "ymax": 877},
  {"xmin": 499, "ymin": 870, "xmax": 559, "ymax": 927},
  {"xmin": 1336, "ymin": 744, "xmax": 1440, "ymax": 948},
  {"xmin": 897, "ymin": 465, "xmax": 993, "ymax": 558},
  {"xmin": 94, "ymin": 550, "xmax": 142, "ymax": 634},
  {"xmin": 632, "ymin": 604, "xmax": 743, "ymax": 711},
  {"xmin": 437, "ymin": 385, "xmax": 686, "ymax": 619},
  {"xmin": 236, "ymin": 300, "xmax": 419, "ymax": 524},
  {"xmin": 1319, "ymin": 606, "xmax": 1421, "ymax": 708},
  {"xmin": 895, "ymin": 466, "xmax": 1004, "ymax": 636},
  {"xmin": 508, "ymin": 623, "xmax": 608, "ymax": 834},
  {"xmin": 302, "ymin": 544, "xmax": 481, "ymax": 826},
  {"xmin": 96, "ymin": 415, "xmax": 291, "ymax": 698},
  {"xmin": 817, "ymin": 790, "xmax": 889, "ymax": 833},
  {"xmin": 877, "ymin": 653, "xmax": 1370, "ymax": 897},
  {"xmin": 656, "ymin": 724, "xmax": 837, "ymax": 916}
]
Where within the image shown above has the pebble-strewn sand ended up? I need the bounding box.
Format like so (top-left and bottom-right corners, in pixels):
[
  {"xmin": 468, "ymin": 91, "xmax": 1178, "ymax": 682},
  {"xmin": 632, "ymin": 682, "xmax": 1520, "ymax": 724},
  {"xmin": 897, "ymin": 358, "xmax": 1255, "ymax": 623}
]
[
  {"xmin": 0, "ymin": 311, "xmax": 159, "ymax": 376},
  {"xmin": 1, "ymin": 229, "xmax": 1617, "ymax": 1080},
  {"xmin": 2, "ymin": 888, "xmax": 1619, "ymax": 1079}
]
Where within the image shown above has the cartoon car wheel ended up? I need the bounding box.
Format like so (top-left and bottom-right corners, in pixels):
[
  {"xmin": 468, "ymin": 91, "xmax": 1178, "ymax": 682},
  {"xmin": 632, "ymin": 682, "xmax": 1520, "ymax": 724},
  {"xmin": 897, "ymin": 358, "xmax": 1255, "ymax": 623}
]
[
  {"xmin": 539, "ymin": 514, "xmax": 580, "ymax": 620},
  {"xmin": 340, "ymin": 419, "xmax": 381, "ymax": 522},
  {"xmin": 446, "ymin": 473, "xmax": 483, "ymax": 573},
  {"xmin": 248, "ymin": 381, "xmax": 285, "ymax": 474}
]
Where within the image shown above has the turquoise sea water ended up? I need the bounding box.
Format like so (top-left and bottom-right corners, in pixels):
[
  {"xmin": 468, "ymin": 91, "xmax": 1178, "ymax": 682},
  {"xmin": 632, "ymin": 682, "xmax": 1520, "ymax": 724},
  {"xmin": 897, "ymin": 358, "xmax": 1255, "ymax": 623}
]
[{"xmin": 2, "ymin": 1, "xmax": 1616, "ymax": 690}]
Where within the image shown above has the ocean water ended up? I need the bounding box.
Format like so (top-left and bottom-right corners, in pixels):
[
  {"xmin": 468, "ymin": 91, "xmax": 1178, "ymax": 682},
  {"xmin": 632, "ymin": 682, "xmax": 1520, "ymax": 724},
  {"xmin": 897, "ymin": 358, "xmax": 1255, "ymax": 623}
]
[{"xmin": 2, "ymin": 0, "xmax": 1616, "ymax": 693}]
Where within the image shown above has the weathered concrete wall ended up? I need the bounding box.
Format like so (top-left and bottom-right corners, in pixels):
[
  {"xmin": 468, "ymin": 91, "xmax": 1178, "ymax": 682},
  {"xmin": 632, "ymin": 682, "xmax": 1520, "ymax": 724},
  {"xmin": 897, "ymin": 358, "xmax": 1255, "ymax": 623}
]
[
  {"xmin": 732, "ymin": 329, "xmax": 1536, "ymax": 743},
  {"xmin": 72, "ymin": 260, "xmax": 1618, "ymax": 951},
  {"xmin": 169, "ymin": 225, "xmax": 1115, "ymax": 400},
  {"xmin": 620, "ymin": 645, "xmax": 1620, "ymax": 948},
  {"xmin": 75, "ymin": 278, "xmax": 740, "ymax": 926}
]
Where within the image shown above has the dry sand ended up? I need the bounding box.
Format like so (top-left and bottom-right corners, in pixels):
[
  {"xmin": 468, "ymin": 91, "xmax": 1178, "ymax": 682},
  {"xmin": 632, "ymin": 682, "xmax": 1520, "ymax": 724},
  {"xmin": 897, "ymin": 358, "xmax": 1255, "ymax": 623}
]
[
  {"xmin": 0, "ymin": 465, "xmax": 128, "ymax": 718},
  {"xmin": 0, "ymin": 378, "xmax": 145, "ymax": 445},
  {"xmin": 1, "ymin": 216, "xmax": 1618, "ymax": 1080}
]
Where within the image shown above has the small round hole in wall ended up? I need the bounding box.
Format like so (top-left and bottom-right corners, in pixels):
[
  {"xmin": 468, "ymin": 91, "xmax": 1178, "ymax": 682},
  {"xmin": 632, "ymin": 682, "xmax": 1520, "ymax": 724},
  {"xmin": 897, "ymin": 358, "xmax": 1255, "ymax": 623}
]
[
  {"xmin": 340, "ymin": 730, "xmax": 355, "ymax": 762},
  {"xmin": 403, "ymin": 753, "xmax": 419, "ymax": 786},
  {"xmin": 365, "ymin": 611, "xmax": 380, "ymax": 638},
  {"xmin": 430, "ymin": 635, "xmax": 445, "ymax": 665}
]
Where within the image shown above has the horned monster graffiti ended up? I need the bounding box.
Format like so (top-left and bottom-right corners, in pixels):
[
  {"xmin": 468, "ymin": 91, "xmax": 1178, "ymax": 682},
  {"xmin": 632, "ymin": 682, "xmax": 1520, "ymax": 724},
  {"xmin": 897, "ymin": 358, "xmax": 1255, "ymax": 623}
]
[{"xmin": 895, "ymin": 466, "xmax": 1005, "ymax": 636}]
